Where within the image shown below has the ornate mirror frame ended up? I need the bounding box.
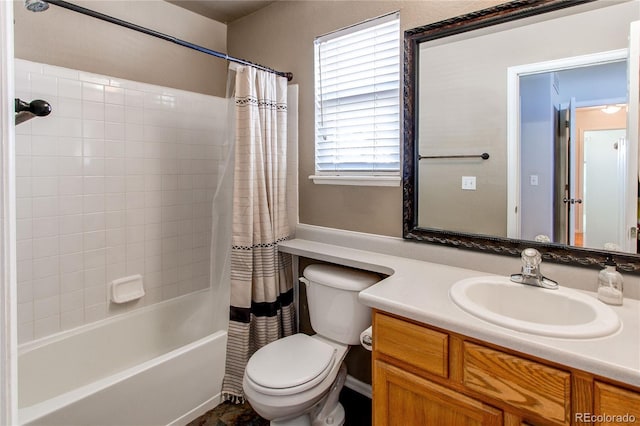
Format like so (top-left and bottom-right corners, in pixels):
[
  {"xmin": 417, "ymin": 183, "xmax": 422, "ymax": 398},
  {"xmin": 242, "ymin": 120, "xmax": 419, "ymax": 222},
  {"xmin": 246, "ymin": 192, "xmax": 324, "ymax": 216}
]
[{"xmin": 403, "ymin": 0, "xmax": 640, "ymax": 273}]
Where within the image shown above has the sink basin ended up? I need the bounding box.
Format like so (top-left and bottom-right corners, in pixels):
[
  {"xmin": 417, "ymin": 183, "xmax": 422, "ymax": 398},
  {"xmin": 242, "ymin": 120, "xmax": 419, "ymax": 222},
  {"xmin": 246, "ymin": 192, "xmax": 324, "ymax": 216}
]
[{"xmin": 449, "ymin": 276, "xmax": 621, "ymax": 338}]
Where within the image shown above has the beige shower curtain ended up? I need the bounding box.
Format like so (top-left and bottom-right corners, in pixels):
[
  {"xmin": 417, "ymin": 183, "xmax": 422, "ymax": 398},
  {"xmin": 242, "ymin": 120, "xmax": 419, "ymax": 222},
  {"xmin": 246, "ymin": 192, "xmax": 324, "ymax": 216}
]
[{"xmin": 221, "ymin": 66, "xmax": 294, "ymax": 403}]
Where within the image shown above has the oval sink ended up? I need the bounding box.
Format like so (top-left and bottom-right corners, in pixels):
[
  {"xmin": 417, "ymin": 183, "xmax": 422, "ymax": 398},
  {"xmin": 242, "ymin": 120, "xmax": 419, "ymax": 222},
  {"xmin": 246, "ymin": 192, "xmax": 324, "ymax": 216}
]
[{"xmin": 449, "ymin": 276, "xmax": 621, "ymax": 338}]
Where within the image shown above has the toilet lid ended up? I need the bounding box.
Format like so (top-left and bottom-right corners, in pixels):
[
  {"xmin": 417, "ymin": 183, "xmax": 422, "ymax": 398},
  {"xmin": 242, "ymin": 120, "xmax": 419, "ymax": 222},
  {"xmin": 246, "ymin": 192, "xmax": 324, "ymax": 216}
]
[{"xmin": 246, "ymin": 334, "xmax": 336, "ymax": 393}]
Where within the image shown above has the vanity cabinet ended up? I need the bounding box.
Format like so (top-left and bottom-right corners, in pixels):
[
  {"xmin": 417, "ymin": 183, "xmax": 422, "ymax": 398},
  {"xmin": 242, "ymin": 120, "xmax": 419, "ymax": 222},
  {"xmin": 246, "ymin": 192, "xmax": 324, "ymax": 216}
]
[{"xmin": 372, "ymin": 311, "xmax": 640, "ymax": 426}]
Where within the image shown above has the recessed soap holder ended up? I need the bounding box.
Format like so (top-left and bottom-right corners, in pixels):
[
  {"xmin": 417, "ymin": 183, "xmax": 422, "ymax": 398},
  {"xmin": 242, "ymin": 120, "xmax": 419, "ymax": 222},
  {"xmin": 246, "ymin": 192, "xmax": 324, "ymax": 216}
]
[{"xmin": 111, "ymin": 274, "xmax": 145, "ymax": 304}]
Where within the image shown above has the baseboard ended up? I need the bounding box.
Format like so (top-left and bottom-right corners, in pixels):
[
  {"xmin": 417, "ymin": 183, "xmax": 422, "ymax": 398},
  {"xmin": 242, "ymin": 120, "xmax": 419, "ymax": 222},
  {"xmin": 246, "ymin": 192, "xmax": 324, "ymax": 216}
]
[
  {"xmin": 167, "ymin": 392, "xmax": 221, "ymax": 426},
  {"xmin": 344, "ymin": 374, "xmax": 372, "ymax": 399}
]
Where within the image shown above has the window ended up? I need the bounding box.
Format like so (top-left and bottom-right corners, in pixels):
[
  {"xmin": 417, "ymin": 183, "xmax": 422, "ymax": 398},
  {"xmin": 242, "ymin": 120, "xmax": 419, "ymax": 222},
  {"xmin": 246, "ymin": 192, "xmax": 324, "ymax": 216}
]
[{"xmin": 313, "ymin": 12, "xmax": 401, "ymax": 186}]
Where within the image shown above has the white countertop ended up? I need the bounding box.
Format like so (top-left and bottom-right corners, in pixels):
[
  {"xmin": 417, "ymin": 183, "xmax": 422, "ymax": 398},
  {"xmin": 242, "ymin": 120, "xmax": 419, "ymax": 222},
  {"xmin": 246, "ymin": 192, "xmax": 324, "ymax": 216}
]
[{"xmin": 278, "ymin": 238, "xmax": 640, "ymax": 388}]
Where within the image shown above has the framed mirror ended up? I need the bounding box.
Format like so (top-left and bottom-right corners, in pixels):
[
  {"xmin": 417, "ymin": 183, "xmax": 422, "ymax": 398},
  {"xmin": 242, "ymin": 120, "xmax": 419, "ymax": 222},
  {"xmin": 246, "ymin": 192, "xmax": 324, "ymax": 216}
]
[{"xmin": 403, "ymin": 0, "xmax": 640, "ymax": 272}]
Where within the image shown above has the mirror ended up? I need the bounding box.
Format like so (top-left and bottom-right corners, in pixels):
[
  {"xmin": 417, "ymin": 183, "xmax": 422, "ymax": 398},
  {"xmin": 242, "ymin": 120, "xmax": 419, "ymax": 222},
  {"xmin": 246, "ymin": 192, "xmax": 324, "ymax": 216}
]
[{"xmin": 403, "ymin": 0, "xmax": 640, "ymax": 272}]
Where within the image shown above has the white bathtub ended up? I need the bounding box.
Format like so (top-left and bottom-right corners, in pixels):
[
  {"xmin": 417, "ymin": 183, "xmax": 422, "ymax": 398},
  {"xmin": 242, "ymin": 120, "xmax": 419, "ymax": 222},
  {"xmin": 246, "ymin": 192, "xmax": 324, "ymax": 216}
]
[{"xmin": 18, "ymin": 290, "xmax": 228, "ymax": 426}]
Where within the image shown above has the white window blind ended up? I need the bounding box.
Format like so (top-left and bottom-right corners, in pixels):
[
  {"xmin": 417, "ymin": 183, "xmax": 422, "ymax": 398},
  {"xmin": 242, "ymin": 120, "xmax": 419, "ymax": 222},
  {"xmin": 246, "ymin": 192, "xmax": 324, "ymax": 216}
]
[{"xmin": 314, "ymin": 12, "xmax": 400, "ymax": 177}]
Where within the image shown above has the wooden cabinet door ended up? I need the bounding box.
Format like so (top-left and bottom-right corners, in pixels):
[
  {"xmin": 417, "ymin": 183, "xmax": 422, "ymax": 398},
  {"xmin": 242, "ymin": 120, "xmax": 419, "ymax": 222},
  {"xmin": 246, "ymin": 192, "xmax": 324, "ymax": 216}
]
[{"xmin": 374, "ymin": 360, "xmax": 503, "ymax": 426}]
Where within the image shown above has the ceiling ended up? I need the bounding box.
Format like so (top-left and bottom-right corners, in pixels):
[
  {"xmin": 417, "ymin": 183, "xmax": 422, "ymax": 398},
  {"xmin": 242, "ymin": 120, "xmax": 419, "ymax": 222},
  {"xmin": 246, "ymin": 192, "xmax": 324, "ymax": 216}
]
[{"xmin": 166, "ymin": 0, "xmax": 275, "ymax": 24}]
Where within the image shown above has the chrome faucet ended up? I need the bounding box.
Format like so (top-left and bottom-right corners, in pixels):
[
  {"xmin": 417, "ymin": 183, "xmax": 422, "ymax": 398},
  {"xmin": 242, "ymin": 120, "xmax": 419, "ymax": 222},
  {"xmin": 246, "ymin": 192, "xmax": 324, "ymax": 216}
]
[{"xmin": 510, "ymin": 248, "xmax": 558, "ymax": 289}]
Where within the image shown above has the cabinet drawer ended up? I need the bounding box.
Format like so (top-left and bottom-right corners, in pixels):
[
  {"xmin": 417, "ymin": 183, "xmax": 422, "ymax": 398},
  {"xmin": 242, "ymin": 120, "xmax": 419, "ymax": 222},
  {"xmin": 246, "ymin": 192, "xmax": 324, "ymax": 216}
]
[
  {"xmin": 463, "ymin": 342, "xmax": 570, "ymax": 425},
  {"xmin": 374, "ymin": 312, "xmax": 448, "ymax": 378},
  {"xmin": 594, "ymin": 381, "xmax": 640, "ymax": 425}
]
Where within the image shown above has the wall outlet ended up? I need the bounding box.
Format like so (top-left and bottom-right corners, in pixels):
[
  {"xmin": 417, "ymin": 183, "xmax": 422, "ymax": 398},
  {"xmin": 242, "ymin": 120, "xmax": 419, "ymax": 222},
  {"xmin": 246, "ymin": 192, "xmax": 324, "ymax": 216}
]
[
  {"xmin": 530, "ymin": 175, "xmax": 539, "ymax": 186},
  {"xmin": 461, "ymin": 176, "xmax": 476, "ymax": 190}
]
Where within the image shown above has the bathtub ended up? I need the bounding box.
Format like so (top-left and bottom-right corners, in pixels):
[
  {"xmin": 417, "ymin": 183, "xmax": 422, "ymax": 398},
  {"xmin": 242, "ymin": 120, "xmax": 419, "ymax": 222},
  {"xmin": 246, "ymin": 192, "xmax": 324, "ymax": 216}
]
[{"xmin": 18, "ymin": 290, "xmax": 228, "ymax": 426}]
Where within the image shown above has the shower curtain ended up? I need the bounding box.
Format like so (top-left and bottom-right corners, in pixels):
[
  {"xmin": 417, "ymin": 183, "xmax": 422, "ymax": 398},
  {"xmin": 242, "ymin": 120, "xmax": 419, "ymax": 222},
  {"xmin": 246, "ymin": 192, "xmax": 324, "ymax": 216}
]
[{"xmin": 221, "ymin": 66, "xmax": 295, "ymax": 403}]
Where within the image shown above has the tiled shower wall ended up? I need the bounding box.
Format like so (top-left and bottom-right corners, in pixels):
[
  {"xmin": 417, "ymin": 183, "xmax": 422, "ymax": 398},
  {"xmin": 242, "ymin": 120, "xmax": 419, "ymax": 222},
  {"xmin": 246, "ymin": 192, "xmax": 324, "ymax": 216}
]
[{"xmin": 14, "ymin": 59, "xmax": 229, "ymax": 343}]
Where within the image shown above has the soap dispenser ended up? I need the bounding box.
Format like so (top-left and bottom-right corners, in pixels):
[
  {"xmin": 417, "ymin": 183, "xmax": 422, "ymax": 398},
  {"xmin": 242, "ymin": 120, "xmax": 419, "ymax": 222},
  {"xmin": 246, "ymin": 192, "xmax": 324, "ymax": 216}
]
[{"xmin": 597, "ymin": 256, "xmax": 623, "ymax": 305}]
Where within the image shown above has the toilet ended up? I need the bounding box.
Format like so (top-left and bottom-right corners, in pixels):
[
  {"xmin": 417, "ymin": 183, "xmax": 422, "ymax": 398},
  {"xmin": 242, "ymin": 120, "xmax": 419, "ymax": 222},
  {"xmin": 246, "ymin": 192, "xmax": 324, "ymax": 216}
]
[{"xmin": 242, "ymin": 264, "xmax": 379, "ymax": 426}]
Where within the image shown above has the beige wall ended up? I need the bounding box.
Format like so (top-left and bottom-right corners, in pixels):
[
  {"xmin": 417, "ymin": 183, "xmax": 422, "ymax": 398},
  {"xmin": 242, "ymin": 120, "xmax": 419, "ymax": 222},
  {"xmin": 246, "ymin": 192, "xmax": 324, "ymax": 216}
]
[
  {"xmin": 13, "ymin": 0, "xmax": 228, "ymax": 96},
  {"xmin": 228, "ymin": 1, "xmax": 504, "ymax": 237}
]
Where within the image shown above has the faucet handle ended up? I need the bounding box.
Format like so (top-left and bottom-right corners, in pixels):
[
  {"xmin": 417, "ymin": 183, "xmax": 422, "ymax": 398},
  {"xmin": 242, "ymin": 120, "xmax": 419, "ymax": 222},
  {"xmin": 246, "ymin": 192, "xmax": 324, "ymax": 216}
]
[{"xmin": 521, "ymin": 248, "xmax": 542, "ymax": 275}]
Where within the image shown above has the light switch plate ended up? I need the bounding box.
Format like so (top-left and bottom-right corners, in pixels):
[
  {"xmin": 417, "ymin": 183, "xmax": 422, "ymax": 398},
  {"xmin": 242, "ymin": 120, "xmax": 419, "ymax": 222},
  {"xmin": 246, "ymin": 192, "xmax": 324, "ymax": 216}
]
[
  {"xmin": 530, "ymin": 175, "xmax": 539, "ymax": 186},
  {"xmin": 462, "ymin": 176, "xmax": 476, "ymax": 190}
]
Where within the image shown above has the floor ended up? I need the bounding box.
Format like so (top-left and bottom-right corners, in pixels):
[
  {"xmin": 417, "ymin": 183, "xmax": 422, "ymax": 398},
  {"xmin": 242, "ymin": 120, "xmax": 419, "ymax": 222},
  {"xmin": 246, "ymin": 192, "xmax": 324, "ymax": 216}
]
[{"xmin": 187, "ymin": 387, "xmax": 372, "ymax": 426}]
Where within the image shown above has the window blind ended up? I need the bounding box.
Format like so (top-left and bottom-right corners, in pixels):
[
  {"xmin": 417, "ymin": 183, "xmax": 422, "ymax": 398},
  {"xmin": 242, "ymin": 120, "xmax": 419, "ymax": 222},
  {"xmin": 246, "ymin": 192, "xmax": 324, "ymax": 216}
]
[{"xmin": 314, "ymin": 13, "xmax": 400, "ymax": 175}]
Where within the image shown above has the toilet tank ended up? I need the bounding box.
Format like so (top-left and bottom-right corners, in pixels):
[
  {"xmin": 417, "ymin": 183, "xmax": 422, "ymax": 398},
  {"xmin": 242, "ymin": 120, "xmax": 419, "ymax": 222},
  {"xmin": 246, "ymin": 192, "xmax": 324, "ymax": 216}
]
[{"xmin": 302, "ymin": 264, "xmax": 380, "ymax": 345}]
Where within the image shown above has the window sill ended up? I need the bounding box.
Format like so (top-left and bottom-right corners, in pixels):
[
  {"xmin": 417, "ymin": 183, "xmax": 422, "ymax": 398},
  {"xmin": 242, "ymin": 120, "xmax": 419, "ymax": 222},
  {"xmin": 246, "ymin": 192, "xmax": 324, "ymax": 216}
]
[{"xmin": 308, "ymin": 175, "xmax": 401, "ymax": 187}]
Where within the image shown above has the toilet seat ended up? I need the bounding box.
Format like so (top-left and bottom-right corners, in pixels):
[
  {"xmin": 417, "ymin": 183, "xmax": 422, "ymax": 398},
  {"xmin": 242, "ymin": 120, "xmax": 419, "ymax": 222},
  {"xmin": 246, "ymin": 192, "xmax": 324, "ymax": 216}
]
[{"xmin": 245, "ymin": 334, "xmax": 337, "ymax": 396}]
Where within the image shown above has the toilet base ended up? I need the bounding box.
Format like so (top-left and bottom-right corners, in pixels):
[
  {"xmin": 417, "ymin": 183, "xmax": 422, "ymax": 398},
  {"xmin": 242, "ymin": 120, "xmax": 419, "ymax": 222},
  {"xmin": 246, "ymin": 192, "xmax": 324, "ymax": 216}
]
[{"xmin": 270, "ymin": 403, "xmax": 345, "ymax": 426}]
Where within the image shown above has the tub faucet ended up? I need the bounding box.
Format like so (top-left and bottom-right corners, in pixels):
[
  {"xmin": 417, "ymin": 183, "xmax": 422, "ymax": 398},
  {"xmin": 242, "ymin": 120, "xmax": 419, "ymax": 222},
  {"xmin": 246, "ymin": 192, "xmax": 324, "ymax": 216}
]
[{"xmin": 510, "ymin": 248, "xmax": 558, "ymax": 289}]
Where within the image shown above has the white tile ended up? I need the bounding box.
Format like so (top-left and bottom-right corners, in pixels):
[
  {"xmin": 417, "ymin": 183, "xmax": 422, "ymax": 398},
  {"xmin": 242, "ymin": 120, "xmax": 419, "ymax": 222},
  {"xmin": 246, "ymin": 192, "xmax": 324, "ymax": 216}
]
[
  {"xmin": 125, "ymin": 89, "xmax": 144, "ymax": 107},
  {"xmin": 105, "ymin": 176, "xmax": 125, "ymax": 194},
  {"xmin": 105, "ymin": 104, "xmax": 125, "ymax": 122},
  {"xmin": 83, "ymin": 194, "xmax": 105, "ymax": 214},
  {"xmin": 32, "ymin": 256, "xmax": 59, "ymax": 280},
  {"xmin": 30, "ymin": 73, "xmax": 57, "ymax": 97},
  {"xmin": 60, "ymin": 252, "xmax": 83, "ymax": 274},
  {"xmin": 126, "ymin": 192, "xmax": 145, "ymax": 210},
  {"xmin": 34, "ymin": 296, "xmax": 60, "ymax": 320},
  {"xmin": 61, "ymin": 309, "xmax": 84, "ymax": 330},
  {"xmin": 106, "ymin": 228, "xmax": 126, "ymax": 247},
  {"xmin": 32, "ymin": 275, "xmax": 59, "ymax": 300},
  {"xmin": 106, "ymin": 262, "xmax": 126, "ymax": 281},
  {"xmin": 15, "ymin": 134, "xmax": 31, "ymax": 156},
  {"xmin": 32, "ymin": 197, "xmax": 59, "ymax": 218},
  {"xmin": 83, "ymin": 120, "xmax": 105, "ymax": 139},
  {"xmin": 31, "ymin": 135, "xmax": 58, "ymax": 156},
  {"xmin": 105, "ymin": 158, "xmax": 125, "ymax": 176},
  {"xmin": 17, "ymin": 259, "xmax": 33, "ymax": 283},
  {"xmin": 84, "ymin": 303, "xmax": 106, "ymax": 323},
  {"xmin": 105, "ymin": 140, "xmax": 125, "ymax": 158},
  {"xmin": 125, "ymin": 107, "xmax": 144, "ymax": 124},
  {"xmin": 84, "ymin": 231, "xmax": 106, "ymax": 251},
  {"xmin": 83, "ymin": 176, "xmax": 105, "ymax": 194},
  {"xmin": 58, "ymin": 176, "xmax": 83, "ymax": 195},
  {"xmin": 18, "ymin": 322, "xmax": 34, "ymax": 344},
  {"xmin": 32, "ymin": 236, "xmax": 59, "ymax": 259},
  {"xmin": 106, "ymin": 247, "xmax": 126, "ymax": 266},
  {"xmin": 59, "ymin": 214, "xmax": 83, "ymax": 235},
  {"xmin": 16, "ymin": 219, "xmax": 32, "ymax": 241},
  {"xmin": 58, "ymin": 195, "xmax": 83, "ymax": 216},
  {"xmin": 105, "ymin": 122, "xmax": 125, "ymax": 141},
  {"xmin": 17, "ymin": 240, "xmax": 33, "ymax": 261},
  {"xmin": 32, "ymin": 177, "xmax": 58, "ymax": 197},
  {"xmin": 58, "ymin": 137, "xmax": 83, "ymax": 157},
  {"xmin": 106, "ymin": 211, "xmax": 126, "ymax": 229},
  {"xmin": 84, "ymin": 285, "xmax": 106, "ymax": 306},
  {"xmin": 80, "ymin": 72, "xmax": 110, "ymax": 86},
  {"xmin": 16, "ymin": 198, "xmax": 32, "ymax": 219},
  {"xmin": 106, "ymin": 193, "xmax": 126, "ymax": 212},
  {"xmin": 126, "ymin": 242, "xmax": 145, "ymax": 261},
  {"xmin": 58, "ymin": 157, "xmax": 84, "ymax": 176},
  {"xmin": 32, "ymin": 217, "xmax": 58, "ymax": 238},
  {"xmin": 105, "ymin": 86, "xmax": 125, "ymax": 105},
  {"xmin": 61, "ymin": 271, "xmax": 84, "ymax": 293},
  {"xmin": 83, "ymin": 212, "xmax": 105, "ymax": 232},
  {"xmin": 126, "ymin": 226, "xmax": 145, "ymax": 244},
  {"xmin": 31, "ymin": 115, "xmax": 59, "ymax": 137},
  {"xmin": 34, "ymin": 315, "xmax": 60, "ymax": 339},
  {"xmin": 32, "ymin": 156, "xmax": 59, "ymax": 176},
  {"xmin": 84, "ymin": 249, "xmax": 106, "ymax": 269},
  {"xmin": 18, "ymin": 302, "xmax": 33, "ymax": 324},
  {"xmin": 57, "ymin": 98, "xmax": 82, "ymax": 118},
  {"xmin": 17, "ymin": 281, "xmax": 33, "ymax": 303},
  {"xmin": 84, "ymin": 267, "xmax": 106, "ymax": 287},
  {"xmin": 59, "ymin": 233, "xmax": 83, "ymax": 254},
  {"xmin": 58, "ymin": 79, "xmax": 82, "ymax": 99},
  {"xmin": 83, "ymin": 158, "xmax": 105, "ymax": 176},
  {"xmin": 125, "ymin": 123, "xmax": 144, "ymax": 141},
  {"xmin": 61, "ymin": 289, "xmax": 84, "ymax": 312},
  {"xmin": 83, "ymin": 101, "xmax": 104, "ymax": 121},
  {"xmin": 16, "ymin": 177, "xmax": 32, "ymax": 198},
  {"xmin": 16, "ymin": 156, "xmax": 32, "ymax": 177},
  {"xmin": 126, "ymin": 208, "xmax": 146, "ymax": 226},
  {"xmin": 58, "ymin": 117, "xmax": 83, "ymax": 138},
  {"xmin": 82, "ymin": 82, "xmax": 104, "ymax": 102}
]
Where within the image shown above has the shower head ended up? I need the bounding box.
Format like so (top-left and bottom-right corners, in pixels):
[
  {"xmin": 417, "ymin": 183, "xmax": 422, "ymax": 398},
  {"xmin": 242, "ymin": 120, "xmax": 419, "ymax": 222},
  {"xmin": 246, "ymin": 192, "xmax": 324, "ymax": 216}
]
[{"xmin": 25, "ymin": 0, "xmax": 49, "ymax": 12}]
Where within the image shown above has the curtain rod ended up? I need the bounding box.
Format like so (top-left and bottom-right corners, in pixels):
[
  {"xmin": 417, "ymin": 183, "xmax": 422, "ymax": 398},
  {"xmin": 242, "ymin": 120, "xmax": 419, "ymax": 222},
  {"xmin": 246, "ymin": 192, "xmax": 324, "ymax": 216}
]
[{"xmin": 43, "ymin": 0, "xmax": 294, "ymax": 81}]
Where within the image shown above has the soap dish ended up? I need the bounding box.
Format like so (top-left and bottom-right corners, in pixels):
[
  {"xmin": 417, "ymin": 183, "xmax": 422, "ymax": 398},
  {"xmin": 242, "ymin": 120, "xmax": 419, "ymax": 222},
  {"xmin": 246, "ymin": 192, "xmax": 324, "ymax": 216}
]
[{"xmin": 111, "ymin": 274, "xmax": 145, "ymax": 304}]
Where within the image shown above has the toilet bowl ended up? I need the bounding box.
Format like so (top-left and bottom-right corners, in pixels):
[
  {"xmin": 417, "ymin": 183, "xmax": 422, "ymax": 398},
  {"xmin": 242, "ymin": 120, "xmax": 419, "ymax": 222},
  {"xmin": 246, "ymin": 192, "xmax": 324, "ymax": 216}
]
[{"xmin": 242, "ymin": 264, "xmax": 380, "ymax": 426}]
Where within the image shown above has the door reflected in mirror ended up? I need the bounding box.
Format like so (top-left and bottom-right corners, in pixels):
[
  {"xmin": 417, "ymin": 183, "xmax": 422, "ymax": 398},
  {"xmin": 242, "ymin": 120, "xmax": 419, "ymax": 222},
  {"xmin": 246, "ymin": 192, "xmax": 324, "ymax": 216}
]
[{"xmin": 511, "ymin": 58, "xmax": 635, "ymax": 253}]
